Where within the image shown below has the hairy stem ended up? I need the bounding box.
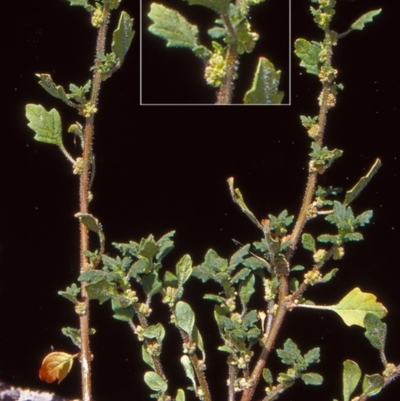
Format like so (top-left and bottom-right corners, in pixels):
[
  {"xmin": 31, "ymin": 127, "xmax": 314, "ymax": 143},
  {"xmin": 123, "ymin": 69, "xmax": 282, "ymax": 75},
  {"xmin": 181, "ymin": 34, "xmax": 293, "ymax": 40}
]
[
  {"xmin": 240, "ymin": 276, "xmax": 289, "ymax": 401},
  {"xmin": 216, "ymin": 12, "xmax": 238, "ymax": 105},
  {"xmin": 78, "ymin": 5, "xmax": 111, "ymax": 401}
]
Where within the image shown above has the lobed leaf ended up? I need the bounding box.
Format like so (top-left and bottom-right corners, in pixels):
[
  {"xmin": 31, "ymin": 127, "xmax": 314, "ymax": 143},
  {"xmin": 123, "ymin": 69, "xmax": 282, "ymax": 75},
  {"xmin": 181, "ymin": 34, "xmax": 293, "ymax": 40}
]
[
  {"xmin": 294, "ymin": 39, "xmax": 320, "ymax": 75},
  {"xmin": 36, "ymin": 74, "xmax": 69, "ymax": 102},
  {"xmin": 148, "ymin": 3, "xmax": 200, "ymax": 49},
  {"xmin": 185, "ymin": 0, "xmax": 230, "ymax": 14},
  {"xmin": 112, "ymin": 11, "xmax": 135, "ymax": 66},
  {"xmin": 350, "ymin": 9, "xmax": 382, "ymax": 31},
  {"xmin": 324, "ymin": 288, "xmax": 387, "ymax": 327},
  {"xmin": 26, "ymin": 104, "xmax": 63, "ymax": 147},
  {"xmin": 244, "ymin": 57, "xmax": 284, "ymax": 104}
]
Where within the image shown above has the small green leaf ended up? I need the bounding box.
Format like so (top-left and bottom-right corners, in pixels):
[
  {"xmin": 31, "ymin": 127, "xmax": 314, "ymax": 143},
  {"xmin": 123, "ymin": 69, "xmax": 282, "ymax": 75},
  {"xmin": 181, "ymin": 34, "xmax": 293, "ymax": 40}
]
[
  {"xmin": 350, "ymin": 9, "xmax": 382, "ymax": 31},
  {"xmin": 239, "ymin": 273, "xmax": 255, "ymax": 307},
  {"xmin": 176, "ymin": 389, "xmax": 185, "ymax": 401},
  {"xmin": 112, "ymin": 11, "xmax": 135, "ymax": 66},
  {"xmin": 142, "ymin": 272, "xmax": 162, "ymax": 298},
  {"xmin": 26, "ymin": 104, "xmax": 63, "ymax": 146},
  {"xmin": 180, "ymin": 355, "xmax": 197, "ymax": 390},
  {"xmin": 74, "ymin": 213, "xmax": 100, "ymax": 234},
  {"xmin": 144, "ymin": 371, "xmax": 168, "ymax": 393},
  {"xmin": 36, "ymin": 74, "xmax": 69, "ymax": 102},
  {"xmin": 294, "ymin": 39, "xmax": 321, "ymax": 75},
  {"xmin": 176, "ymin": 254, "xmax": 193, "ymax": 285},
  {"xmin": 364, "ymin": 313, "xmax": 387, "ymax": 352},
  {"xmin": 111, "ymin": 299, "xmax": 135, "ymax": 321},
  {"xmin": 344, "ymin": 159, "xmax": 381, "ymax": 206},
  {"xmin": 343, "ymin": 360, "xmax": 361, "ymax": 401},
  {"xmin": 301, "ymin": 372, "xmax": 323, "ymax": 385},
  {"xmin": 143, "ymin": 323, "xmax": 166, "ymax": 343},
  {"xmin": 142, "ymin": 345, "xmax": 155, "ymax": 370},
  {"xmin": 65, "ymin": 0, "xmax": 92, "ymax": 9},
  {"xmin": 302, "ymin": 233, "xmax": 316, "ymax": 252},
  {"xmin": 148, "ymin": 3, "xmax": 200, "ymax": 49},
  {"xmin": 262, "ymin": 368, "xmax": 273, "ymax": 385},
  {"xmin": 185, "ymin": 0, "xmax": 230, "ymax": 14},
  {"xmin": 244, "ymin": 57, "xmax": 284, "ymax": 104},
  {"xmin": 320, "ymin": 268, "xmax": 339, "ymax": 284},
  {"xmin": 361, "ymin": 373, "xmax": 384, "ymax": 396},
  {"xmin": 175, "ymin": 301, "xmax": 195, "ymax": 337},
  {"xmin": 58, "ymin": 283, "xmax": 80, "ymax": 304},
  {"xmin": 277, "ymin": 338, "xmax": 303, "ymax": 366},
  {"xmin": 61, "ymin": 327, "xmax": 82, "ymax": 348},
  {"xmin": 227, "ymin": 177, "xmax": 263, "ymax": 230}
]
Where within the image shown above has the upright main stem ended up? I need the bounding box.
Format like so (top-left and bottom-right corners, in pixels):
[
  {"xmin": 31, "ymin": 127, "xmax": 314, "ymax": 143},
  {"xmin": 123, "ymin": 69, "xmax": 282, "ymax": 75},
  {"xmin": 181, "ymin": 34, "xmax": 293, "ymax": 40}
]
[{"xmin": 78, "ymin": 5, "xmax": 110, "ymax": 401}]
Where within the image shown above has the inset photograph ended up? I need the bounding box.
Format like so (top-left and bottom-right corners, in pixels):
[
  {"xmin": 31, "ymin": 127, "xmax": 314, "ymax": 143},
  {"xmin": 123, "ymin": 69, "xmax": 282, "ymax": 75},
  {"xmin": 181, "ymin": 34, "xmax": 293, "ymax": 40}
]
[{"xmin": 141, "ymin": 0, "xmax": 291, "ymax": 105}]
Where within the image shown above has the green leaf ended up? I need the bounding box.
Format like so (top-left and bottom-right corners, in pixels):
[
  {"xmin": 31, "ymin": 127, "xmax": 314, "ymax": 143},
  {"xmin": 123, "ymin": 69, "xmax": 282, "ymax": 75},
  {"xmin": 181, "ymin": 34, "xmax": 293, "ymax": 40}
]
[
  {"xmin": 364, "ymin": 313, "xmax": 387, "ymax": 352},
  {"xmin": 74, "ymin": 213, "xmax": 100, "ymax": 234},
  {"xmin": 142, "ymin": 272, "xmax": 162, "ymax": 298},
  {"xmin": 58, "ymin": 283, "xmax": 80, "ymax": 304},
  {"xmin": 350, "ymin": 9, "xmax": 382, "ymax": 31},
  {"xmin": 61, "ymin": 327, "xmax": 82, "ymax": 348},
  {"xmin": 144, "ymin": 371, "xmax": 168, "ymax": 393},
  {"xmin": 239, "ymin": 274, "xmax": 255, "ymax": 307},
  {"xmin": 175, "ymin": 301, "xmax": 195, "ymax": 337},
  {"xmin": 176, "ymin": 389, "xmax": 185, "ymax": 401},
  {"xmin": 277, "ymin": 338, "xmax": 303, "ymax": 366},
  {"xmin": 112, "ymin": 11, "xmax": 135, "ymax": 66},
  {"xmin": 343, "ymin": 360, "xmax": 361, "ymax": 401},
  {"xmin": 320, "ymin": 268, "xmax": 338, "ymax": 284},
  {"xmin": 176, "ymin": 254, "xmax": 193, "ymax": 286},
  {"xmin": 26, "ymin": 104, "xmax": 63, "ymax": 146},
  {"xmin": 294, "ymin": 39, "xmax": 321, "ymax": 75},
  {"xmin": 142, "ymin": 345, "xmax": 155, "ymax": 369},
  {"xmin": 85, "ymin": 279, "xmax": 118, "ymax": 304},
  {"xmin": 301, "ymin": 372, "xmax": 323, "ymax": 385},
  {"xmin": 262, "ymin": 368, "xmax": 273, "ymax": 385},
  {"xmin": 302, "ymin": 233, "xmax": 316, "ymax": 252},
  {"xmin": 65, "ymin": 0, "xmax": 91, "ymax": 8},
  {"xmin": 361, "ymin": 373, "xmax": 384, "ymax": 396},
  {"xmin": 326, "ymin": 288, "xmax": 387, "ymax": 327},
  {"xmin": 185, "ymin": 0, "xmax": 230, "ymax": 14},
  {"xmin": 143, "ymin": 323, "xmax": 166, "ymax": 343},
  {"xmin": 304, "ymin": 347, "xmax": 320, "ymax": 366},
  {"xmin": 244, "ymin": 57, "xmax": 284, "ymax": 104},
  {"xmin": 227, "ymin": 177, "xmax": 263, "ymax": 230},
  {"xmin": 148, "ymin": 3, "xmax": 200, "ymax": 49},
  {"xmin": 75, "ymin": 213, "xmax": 105, "ymax": 250},
  {"xmin": 193, "ymin": 325, "xmax": 205, "ymax": 359},
  {"xmin": 180, "ymin": 355, "xmax": 197, "ymax": 390},
  {"xmin": 36, "ymin": 74, "xmax": 69, "ymax": 102},
  {"xmin": 344, "ymin": 159, "xmax": 381, "ymax": 206},
  {"xmin": 111, "ymin": 298, "xmax": 135, "ymax": 322}
]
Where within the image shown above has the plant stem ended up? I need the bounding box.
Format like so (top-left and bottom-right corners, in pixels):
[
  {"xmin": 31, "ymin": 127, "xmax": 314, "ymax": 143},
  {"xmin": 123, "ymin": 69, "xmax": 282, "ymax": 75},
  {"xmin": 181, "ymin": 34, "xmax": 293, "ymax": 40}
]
[
  {"xmin": 216, "ymin": 12, "xmax": 238, "ymax": 105},
  {"xmin": 240, "ymin": 276, "xmax": 288, "ymax": 401},
  {"xmin": 78, "ymin": 5, "xmax": 111, "ymax": 401}
]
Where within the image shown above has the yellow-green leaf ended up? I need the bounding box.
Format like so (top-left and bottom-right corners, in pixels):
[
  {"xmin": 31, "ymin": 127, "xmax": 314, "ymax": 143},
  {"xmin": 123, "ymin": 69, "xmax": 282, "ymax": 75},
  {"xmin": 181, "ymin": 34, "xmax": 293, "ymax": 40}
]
[
  {"xmin": 39, "ymin": 351, "xmax": 75, "ymax": 384},
  {"xmin": 326, "ymin": 288, "xmax": 387, "ymax": 327}
]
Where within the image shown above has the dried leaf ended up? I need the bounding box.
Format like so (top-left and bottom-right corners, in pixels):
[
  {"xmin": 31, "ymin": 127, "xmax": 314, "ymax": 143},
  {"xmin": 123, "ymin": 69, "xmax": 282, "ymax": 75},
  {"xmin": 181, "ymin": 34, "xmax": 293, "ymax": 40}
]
[{"xmin": 39, "ymin": 352, "xmax": 75, "ymax": 384}]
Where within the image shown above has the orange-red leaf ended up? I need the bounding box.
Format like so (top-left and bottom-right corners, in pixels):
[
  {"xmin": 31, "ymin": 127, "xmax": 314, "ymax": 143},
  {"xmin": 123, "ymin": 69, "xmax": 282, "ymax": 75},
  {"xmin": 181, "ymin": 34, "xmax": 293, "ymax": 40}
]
[{"xmin": 39, "ymin": 351, "xmax": 75, "ymax": 384}]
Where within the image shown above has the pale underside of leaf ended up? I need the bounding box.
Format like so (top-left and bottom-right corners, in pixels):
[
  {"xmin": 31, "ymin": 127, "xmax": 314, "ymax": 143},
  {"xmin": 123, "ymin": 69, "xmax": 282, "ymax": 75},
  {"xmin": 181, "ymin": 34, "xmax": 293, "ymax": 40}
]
[{"xmin": 244, "ymin": 57, "xmax": 284, "ymax": 104}]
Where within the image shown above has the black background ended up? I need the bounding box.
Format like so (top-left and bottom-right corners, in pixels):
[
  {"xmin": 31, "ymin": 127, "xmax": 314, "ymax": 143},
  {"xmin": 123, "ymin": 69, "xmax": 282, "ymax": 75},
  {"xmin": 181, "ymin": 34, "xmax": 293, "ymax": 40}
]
[{"xmin": 2, "ymin": 0, "xmax": 400, "ymax": 400}]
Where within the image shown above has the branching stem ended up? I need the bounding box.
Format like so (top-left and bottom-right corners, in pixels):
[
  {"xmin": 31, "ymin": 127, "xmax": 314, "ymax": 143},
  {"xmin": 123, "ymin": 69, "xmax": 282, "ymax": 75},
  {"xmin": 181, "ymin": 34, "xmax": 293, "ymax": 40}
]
[{"xmin": 78, "ymin": 4, "xmax": 111, "ymax": 401}]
